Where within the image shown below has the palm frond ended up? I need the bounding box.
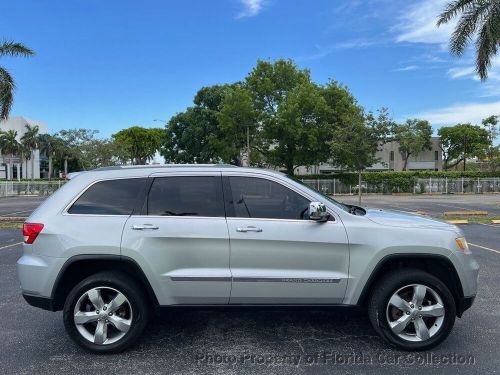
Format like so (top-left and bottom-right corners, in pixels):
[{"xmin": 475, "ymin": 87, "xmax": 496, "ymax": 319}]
[
  {"xmin": 475, "ymin": 15, "xmax": 498, "ymax": 80},
  {"xmin": 437, "ymin": 0, "xmax": 476, "ymax": 26},
  {"xmin": 0, "ymin": 67, "xmax": 15, "ymax": 119},
  {"xmin": 0, "ymin": 41, "xmax": 34, "ymax": 58},
  {"xmin": 450, "ymin": 1, "xmax": 494, "ymax": 55}
]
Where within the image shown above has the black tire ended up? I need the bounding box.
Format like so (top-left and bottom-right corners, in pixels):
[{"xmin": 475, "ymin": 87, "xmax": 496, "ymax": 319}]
[
  {"xmin": 63, "ymin": 271, "xmax": 150, "ymax": 353},
  {"xmin": 368, "ymin": 269, "xmax": 456, "ymax": 351}
]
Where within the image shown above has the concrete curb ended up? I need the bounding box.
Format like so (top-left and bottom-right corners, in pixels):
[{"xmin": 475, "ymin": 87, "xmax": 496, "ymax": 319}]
[
  {"xmin": 446, "ymin": 220, "xmax": 469, "ymax": 224},
  {"xmin": 444, "ymin": 211, "xmax": 488, "ymax": 217}
]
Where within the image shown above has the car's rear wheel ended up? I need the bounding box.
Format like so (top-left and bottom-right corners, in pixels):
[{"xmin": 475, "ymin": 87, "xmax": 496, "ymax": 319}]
[
  {"xmin": 368, "ymin": 269, "xmax": 456, "ymax": 350},
  {"xmin": 63, "ymin": 271, "xmax": 149, "ymax": 353}
]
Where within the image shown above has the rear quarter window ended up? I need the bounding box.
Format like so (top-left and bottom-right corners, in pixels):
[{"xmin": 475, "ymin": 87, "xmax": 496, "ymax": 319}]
[{"xmin": 68, "ymin": 178, "xmax": 146, "ymax": 215}]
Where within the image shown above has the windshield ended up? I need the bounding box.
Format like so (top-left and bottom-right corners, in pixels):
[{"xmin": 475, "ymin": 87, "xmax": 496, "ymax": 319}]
[{"xmin": 286, "ymin": 176, "xmax": 349, "ymax": 212}]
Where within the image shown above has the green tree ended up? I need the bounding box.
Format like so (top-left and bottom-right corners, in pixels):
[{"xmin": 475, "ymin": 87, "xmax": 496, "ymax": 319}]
[
  {"xmin": 245, "ymin": 59, "xmax": 332, "ymax": 175},
  {"xmin": 161, "ymin": 85, "xmax": 230, "ymax": 163},
  {"xmin": 437, "ymin": 1, "xmax": 500, "ymax": 80},
  {"xmin": 330, "ymin": 107, "xmax": 393, "ymax": 204},
  {"xmin": 55, "ymin": 129, "xmax": 119, "ymax": 171},
  {"xmin": 0, "ymin": 41, "xmax": 34, "ymax": 119},
  {"xmin": 20, "ymin": 124, "xmax": 39, "ymax": 179},
  {"xmin": 162, "ymin": 107, "xmax": 221, "ymax": 163},
  {"xmin": 38, "ymin": 133, "xmax": 56, "ymax": 179},
  {"xmin": 112, "ymin": 126, "xmax": 163, "ymax": 165},
  {"xmin": 438, "ymin": 123, "xmax": 490, "ymax": 170},
  {"xmin": 216, "ymin": 84, "xmax": 257, "ymax": 165},
  {"xmin": 0, "ymin": 129, "xmax": 20, "ymax": 179},
  {"xmin": 482, "ymin": 115, "xmax": 498, "ymax": 163},
  {"xmin": 393, "ymin": 119, "xmax": 433, "ymax": 171}
]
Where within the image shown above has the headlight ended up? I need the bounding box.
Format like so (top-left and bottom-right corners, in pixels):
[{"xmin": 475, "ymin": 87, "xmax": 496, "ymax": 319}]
[{"xmin": 455, "ymin": 237, "xmax": 470, "ymax": 253}]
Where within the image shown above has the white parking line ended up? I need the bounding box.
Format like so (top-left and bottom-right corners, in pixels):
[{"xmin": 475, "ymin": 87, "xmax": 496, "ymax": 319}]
[
  {"xmin": 469, "ymin": 243, "xmax": 500, "ymax": 255},
  {"xmin": 0, "ymin": 241, "xmax": 23, "ymax": 250}
]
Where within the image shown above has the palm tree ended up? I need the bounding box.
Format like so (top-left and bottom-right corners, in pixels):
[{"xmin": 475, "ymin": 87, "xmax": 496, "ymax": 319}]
[
  {"xmin": 0, "ymin": 129, "xmax": 20, "ymax": 179},
  {"xmin": 0, "ymin": 41, "xmax": 34, "ymax": 120},
  {"xmin": 38, "ymin": 133, "xmax": 55, "ymax": 179},
  {"xmin": 437, "ymin": 1, "xmax": 500, "ymax": 81},
  {"xmin": 20, "ymin": 124, "xmax": 39, "ymax": 179}
]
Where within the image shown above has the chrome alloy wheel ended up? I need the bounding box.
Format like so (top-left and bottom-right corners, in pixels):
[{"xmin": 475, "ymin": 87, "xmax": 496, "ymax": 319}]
[
  {"xmin": 73, "ymin": 287, "xmax": 133, "ymax": 345},
  {"xmin": 386, "ymin": 284, "xmax": 445, "ymax": 342}
]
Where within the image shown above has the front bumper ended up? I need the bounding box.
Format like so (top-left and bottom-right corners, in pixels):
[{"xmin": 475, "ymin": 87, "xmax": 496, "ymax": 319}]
[
  {"xmin": 22, "ymin": 293, "xmax": 55, "ymax": 311},
  {"xmin": 456, "ymin": 295, "xmax": 475, "ymax": 318}
]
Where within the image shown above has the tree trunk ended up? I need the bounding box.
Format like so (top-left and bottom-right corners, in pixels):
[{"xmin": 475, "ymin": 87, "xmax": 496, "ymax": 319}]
[
  {"xmin": 64, "ymin": 158, "xmax": 68, "ymax": 176},
  {"xmin": 358, "ymin": 170, "xmax": 362, "ymax": 206},
  {"xmin": 463, "ymin": 158, "xmax": 466, "ymax": 171},
  {"xmin": 286, "ymin": 163, "xmax": 294, "ymax": 176},
  {"xmin": 31, "ymin": 150, "xmax": 35, "ymax": 180},
  {"xmin": 246, "ymin": 126, "xmax": 250, "ymax": 166},
  {"xmin": 402, "ymin": 154, "xmax": 409, "ymax": 171},
  {"xmin": 48, "ymin": 155, "xmax": 53, "ymax": 180}
]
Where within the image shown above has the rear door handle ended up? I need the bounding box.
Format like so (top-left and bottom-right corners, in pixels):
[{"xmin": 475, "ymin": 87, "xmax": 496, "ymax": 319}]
[
  {"xmin": 236, "ymin": 226, "xmax": 263, "ymax": 233},
  {"xmin": 132, "ymin": 224, "xmax": 159, "ymax": 230}
]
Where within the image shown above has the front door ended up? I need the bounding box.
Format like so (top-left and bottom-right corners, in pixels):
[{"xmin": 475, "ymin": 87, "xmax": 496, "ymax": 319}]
[
  {"xmin": 121, "ymin": 173, "xmax": 231, "ymax": 305},
  {"xmin": 223, "ymin": 174, "xmax": 349, "ymax": 304}
]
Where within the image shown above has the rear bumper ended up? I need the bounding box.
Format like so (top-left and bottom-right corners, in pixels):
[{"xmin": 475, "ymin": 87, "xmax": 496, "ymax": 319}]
[{"xmin": 22, "ymin": 293, "xmax": 55, "ymax": 311}]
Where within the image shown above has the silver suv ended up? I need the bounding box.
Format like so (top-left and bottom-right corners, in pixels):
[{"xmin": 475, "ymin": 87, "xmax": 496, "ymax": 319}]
[{"xmin": 17, "ymin": 165, "xmax": 479, "ymax": 353}]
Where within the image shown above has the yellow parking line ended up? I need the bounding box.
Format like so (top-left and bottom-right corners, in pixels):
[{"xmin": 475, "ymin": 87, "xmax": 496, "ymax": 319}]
[
  {"xmin": 0, "ymin": 241, "xmax": 23, "ymax": 250},
  {"xmin": 469, "ymin": 243, "xmax": 500, "ymax": 255}
]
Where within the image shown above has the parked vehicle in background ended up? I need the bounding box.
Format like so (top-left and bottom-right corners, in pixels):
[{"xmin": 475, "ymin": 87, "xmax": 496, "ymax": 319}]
[{"xmin": 17, "ymin": 165, "xmax": 478, "ymax": 353}]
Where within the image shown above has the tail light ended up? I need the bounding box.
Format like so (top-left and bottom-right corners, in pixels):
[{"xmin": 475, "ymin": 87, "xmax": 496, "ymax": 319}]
[{"xmin": 23, "ymin": 223, "xmax": 44, "ymax": 244}]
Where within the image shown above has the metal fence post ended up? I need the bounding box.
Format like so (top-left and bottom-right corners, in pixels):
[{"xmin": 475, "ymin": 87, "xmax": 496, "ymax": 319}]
[
  {"xmin": 461, "ymin": 177, "xmax": 464, "ymax": 194},
  {"xmin": 445, "ymin": 177, "xmax": 448, "ymax": 194},
  {"xmin": 333, "ymin": 178, "xmax": 336, "ymax": 196}
]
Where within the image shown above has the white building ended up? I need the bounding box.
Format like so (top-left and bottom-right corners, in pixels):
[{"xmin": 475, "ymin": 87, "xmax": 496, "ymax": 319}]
[
  {"xmin": 0, "ymin": 116, "xmax": 48, "ymax": 179},
  {"xmin": 295, "ymin": 137, "xmax": 443, "ymax": 175}
]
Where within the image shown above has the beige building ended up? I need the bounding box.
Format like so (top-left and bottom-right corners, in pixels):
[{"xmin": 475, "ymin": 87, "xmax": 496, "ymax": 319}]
[
  {"xmin": 0, "ymin": 116, "xmax": 48, "ymax": 179},
  {"xmin": 296, "ymin": 137, "xmax": 442, "ymax": 174}
]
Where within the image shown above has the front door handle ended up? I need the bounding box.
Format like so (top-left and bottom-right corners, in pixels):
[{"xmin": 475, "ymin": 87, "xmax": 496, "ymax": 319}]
[
  {"xmin": 236, "ymin": 226, "xmax": 263, "ymax": 233},
  {"xmin": 132, "ymin": 224, "xmax": 159, "ymax": 230}
]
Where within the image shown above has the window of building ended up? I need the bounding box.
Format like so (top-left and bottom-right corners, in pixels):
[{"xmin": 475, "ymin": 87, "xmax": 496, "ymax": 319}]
[
  {"xmin": 435, "ymin": 150, "xmax": 439, "ymax": 161},
  {"xmin": 390, "ymin": 151, "xmax": 394, "ymax": 161},
  {"xmin": 68, "ymin": 178, "xmax": 146, "ymax": 215},
  {"xmin": 228, "ymin": 177, "xmax": 310, "ymax": 220},
  {"xmin": 148, "ymin": 176, "xmax": 224, "ymax": 217}
]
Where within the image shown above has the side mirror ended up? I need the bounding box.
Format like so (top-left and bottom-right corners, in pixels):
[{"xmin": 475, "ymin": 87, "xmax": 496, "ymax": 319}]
[{"xmin": 309, "ymin": 202, "xmax": 329, "ymax": 222}]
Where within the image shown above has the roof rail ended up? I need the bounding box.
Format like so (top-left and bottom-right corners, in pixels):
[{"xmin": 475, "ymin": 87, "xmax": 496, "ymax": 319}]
[{"xmin": 93, "ymin": 163, "xmax": 238, "ymax": 171}]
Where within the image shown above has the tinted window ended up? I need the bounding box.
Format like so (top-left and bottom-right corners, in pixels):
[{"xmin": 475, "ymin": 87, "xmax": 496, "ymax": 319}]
[
  {"xmin": 228, "ymin": 177, "xmax": 309, "ymax": 220},
  {"xmin": 68, "ymin": 178, "xmax": 146, "ymax": 215},
  {"xmin": 148, "ymin": 176, "xmax": 224, "ymax": 217}
]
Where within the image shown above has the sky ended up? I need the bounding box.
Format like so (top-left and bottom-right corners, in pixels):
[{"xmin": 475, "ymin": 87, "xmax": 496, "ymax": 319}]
[{"xmin": 1, "ymin": 0, "xmax": 500, "ymax": 138}]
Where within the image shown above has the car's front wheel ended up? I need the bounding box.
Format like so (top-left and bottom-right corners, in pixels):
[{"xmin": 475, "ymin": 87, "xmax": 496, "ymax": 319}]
[
  {"xmin": 368, "ymin": 269, "xmax": 456, "ymax": 350},
  {"xmin": 63, "ymin": 271, "xmax": 149, "ymax": 353}
]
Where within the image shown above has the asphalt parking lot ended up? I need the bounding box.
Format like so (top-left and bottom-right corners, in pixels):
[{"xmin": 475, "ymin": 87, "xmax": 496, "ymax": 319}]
[{"xmin": 0, "ymin": 196, "xmax": 499, "ymax": 374}]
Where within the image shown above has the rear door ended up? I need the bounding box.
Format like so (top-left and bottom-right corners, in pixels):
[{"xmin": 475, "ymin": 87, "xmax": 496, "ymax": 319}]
[
  {"xmin": 223, "ymin": 173, "xmax": 349, "ymax": 304},
  {"xmin": 121, "ymin": 172, "xmax": 231, "ymax": 305},
  {"xmin": 54, "ymin": 178, "xmax": 147, "ymax": 259}
]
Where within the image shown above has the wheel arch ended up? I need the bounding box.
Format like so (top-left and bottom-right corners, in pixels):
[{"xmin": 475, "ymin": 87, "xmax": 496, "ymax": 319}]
[
  {"xmin": 357, "ymin": 253, "xmax": 465, "ymax": 316},
  {"xmin": 51, "ymin": 255, "xmax": 159, "ymax": 311}
]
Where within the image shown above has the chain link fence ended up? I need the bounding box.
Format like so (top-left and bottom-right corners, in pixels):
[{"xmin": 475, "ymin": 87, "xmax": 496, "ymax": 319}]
[
  {"xmin": 0, "ymin": 181, "xmax": 66, "ymax": 198},
  {"xmin": 302, "ymin": 178, "xmax": 500, "ymax": 195}
]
